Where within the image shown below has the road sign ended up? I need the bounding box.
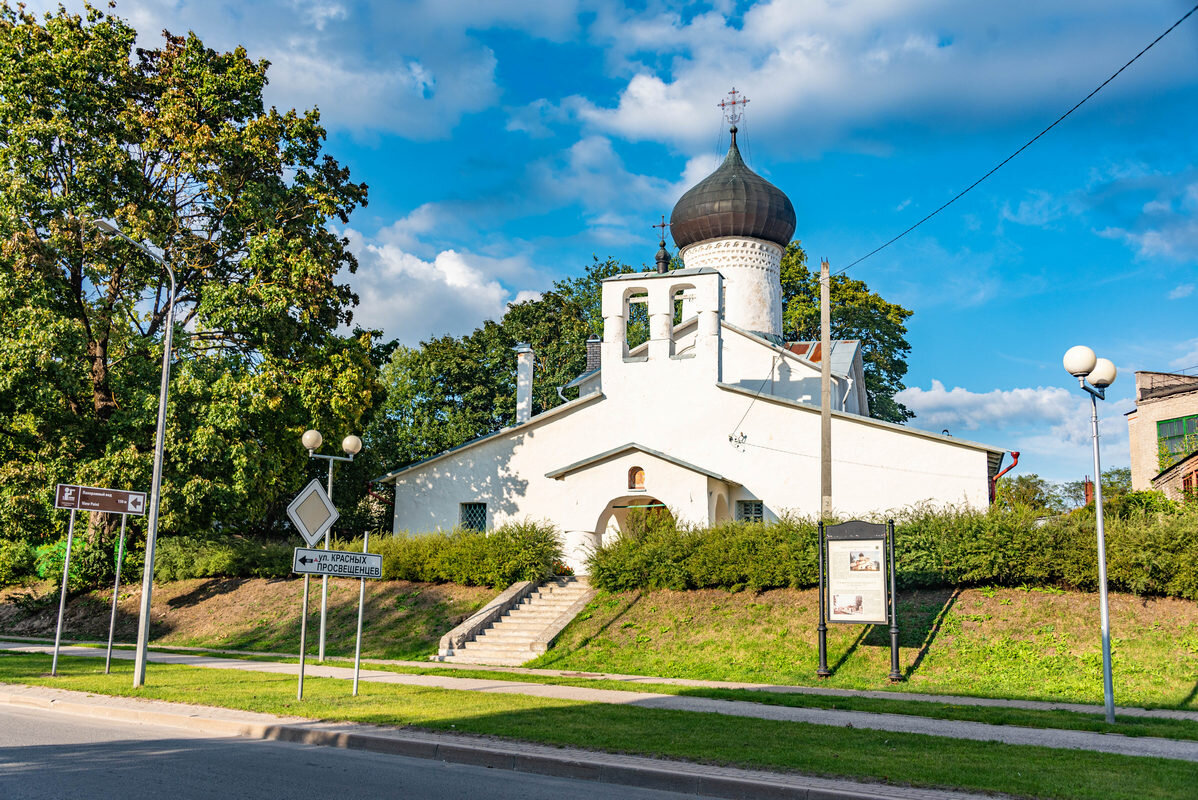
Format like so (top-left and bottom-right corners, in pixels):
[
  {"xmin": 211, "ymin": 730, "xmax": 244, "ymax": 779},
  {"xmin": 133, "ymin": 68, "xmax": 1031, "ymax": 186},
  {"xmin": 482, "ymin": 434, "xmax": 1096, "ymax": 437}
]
[
  {"xmin": 55, "ymin": 484, "xmax": 146, "ymax": 515},
  {"xmin": 285, "ymin": 479, "xmax": 339, "ymax": 547},
  {"xmin": 292, "ymin": 547, "xmax": 382, "ymax": 579}
]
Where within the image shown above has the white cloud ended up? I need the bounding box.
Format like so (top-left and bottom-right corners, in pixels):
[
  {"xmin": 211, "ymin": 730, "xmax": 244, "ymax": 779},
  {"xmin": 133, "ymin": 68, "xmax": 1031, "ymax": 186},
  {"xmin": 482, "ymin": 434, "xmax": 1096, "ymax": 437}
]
[
  {"xmin": 900, "ymin": 380, "xmax": 1076, "ymax": 432},
  {"xmin": 898, "ymin": 379, "xmax": 1133, "ymax": 453},
  {"xmin": 28, "ymin": 0, "xmax": 582, "ymax": 136},
  {"xmin": 573, "ymin": 1, "xmax": 1193, "ymax": 152},
  {"xmin": 1169, "ymin": 283, "xmax": 1195, "ymax": 300},
  {"xmin": 1001, "ymin": 191, "xmax": 1071, "ymax": 228},
  {"xmin": 1169, "ymin": 339, "xmax": 1198, "ymax": 371},
  {"xmin": 346, "ymin": 232, "xmax": 513, "ymax": 343}
]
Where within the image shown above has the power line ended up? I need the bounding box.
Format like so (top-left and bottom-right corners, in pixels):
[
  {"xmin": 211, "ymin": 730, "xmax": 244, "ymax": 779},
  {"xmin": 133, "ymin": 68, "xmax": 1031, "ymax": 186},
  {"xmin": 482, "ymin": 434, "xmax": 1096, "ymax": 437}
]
[{"xmin": 835, "ymin": 3, "xmax": 1198, "ymax": 277}]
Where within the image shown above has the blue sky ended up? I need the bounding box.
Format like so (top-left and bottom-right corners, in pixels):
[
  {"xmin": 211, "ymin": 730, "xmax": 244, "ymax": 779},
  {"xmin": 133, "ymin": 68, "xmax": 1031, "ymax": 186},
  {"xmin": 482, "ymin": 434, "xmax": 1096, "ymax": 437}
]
[{"xmin": 40, "ymin": 1, "xmax": 1198, "ymax": 483}]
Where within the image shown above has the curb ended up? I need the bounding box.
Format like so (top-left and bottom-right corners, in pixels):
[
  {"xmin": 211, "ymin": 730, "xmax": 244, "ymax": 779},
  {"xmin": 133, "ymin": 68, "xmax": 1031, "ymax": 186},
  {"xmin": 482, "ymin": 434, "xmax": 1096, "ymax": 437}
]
[{"xmin": 0, "ymin": 685, "xmax": 990, "ymax": 800}]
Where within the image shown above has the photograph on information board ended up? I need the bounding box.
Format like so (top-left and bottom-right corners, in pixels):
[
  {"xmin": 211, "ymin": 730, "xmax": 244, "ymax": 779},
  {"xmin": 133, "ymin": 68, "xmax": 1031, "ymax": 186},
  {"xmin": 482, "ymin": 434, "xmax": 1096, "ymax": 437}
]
[{"xmin": 827, "ymin": 539, "xmax": 887, "ymax": 623}]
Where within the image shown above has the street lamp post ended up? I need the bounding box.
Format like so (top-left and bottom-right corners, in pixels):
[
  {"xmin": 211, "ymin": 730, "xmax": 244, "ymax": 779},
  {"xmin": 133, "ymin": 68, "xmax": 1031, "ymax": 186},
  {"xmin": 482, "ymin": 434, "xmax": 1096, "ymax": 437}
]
[
  {"xmin": 302, "ymin": 429, "xmax": 362, "ymax": 662},
  {"xmin": 93, "ymin": 219, "xmax": 176, "ymax": 689},
  {"xmin": 1062, "ymin": 345, "xmax": 1118, "ymax": 724}
]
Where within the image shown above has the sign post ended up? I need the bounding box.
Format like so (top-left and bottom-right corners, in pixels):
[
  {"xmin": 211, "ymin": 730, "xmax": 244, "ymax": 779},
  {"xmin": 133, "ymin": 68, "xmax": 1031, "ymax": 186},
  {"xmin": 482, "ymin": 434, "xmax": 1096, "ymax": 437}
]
[
  {"xmin": 105, "ymin": 514, "xmax": 129, "ymax": 674},
  {"xmin": 290, "ymin": 543, "xmax": 383, "ymax": 695},
  {"xmin": 52, "ymin": 484, "xmax": 146, "ymax": 676},
  {"xmin": 285, "ymin": 479, "xmax": 340, "ymax": 700},
  {"xmin": 817, "ymin": 519, "xmax": 902, "ymax": 682},
  {"xmin": 353, "ymin": 531, "xmax": 370, "ymax": 696}
]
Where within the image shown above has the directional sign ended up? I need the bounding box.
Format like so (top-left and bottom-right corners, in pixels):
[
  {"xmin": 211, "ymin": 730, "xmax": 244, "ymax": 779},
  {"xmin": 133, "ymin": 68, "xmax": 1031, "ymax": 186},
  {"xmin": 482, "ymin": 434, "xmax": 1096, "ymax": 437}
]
[
  {"xmin": 285, "ymin": 479, "xmax": 339, "ymax": 547},
  {"xmin": 292, "ymin": 548, "xmax": 382, "ymax": 579},
  {"xmin": 55, "ymin": 484, "xmax": 147, "ymax": 515}
]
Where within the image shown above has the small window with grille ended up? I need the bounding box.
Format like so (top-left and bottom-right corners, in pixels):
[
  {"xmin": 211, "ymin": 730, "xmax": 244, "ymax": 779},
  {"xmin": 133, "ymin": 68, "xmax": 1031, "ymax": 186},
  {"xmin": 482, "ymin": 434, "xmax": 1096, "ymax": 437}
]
[
  {"xmin": 736, "ymin": 500, "xmax": 763, "ymax": 523},
  {"xmin": 460, "ymin": 502, "xmax": 487, "ymax": 531}
]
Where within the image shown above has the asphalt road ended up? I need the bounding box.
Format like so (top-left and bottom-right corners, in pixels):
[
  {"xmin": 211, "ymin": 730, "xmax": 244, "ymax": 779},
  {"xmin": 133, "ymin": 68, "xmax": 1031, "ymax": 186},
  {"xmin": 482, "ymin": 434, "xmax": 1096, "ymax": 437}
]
[{"xmin": 0, "ymin": 706, "xmax": 718, "ymax": 800}]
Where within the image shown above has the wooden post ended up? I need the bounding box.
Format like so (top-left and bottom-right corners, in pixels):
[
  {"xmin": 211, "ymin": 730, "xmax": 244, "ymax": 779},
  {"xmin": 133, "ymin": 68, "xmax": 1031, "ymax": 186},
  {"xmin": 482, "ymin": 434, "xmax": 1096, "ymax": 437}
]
[{"xmin": 820, "ymin": 259, "xmax": 832, "ymax": 519}]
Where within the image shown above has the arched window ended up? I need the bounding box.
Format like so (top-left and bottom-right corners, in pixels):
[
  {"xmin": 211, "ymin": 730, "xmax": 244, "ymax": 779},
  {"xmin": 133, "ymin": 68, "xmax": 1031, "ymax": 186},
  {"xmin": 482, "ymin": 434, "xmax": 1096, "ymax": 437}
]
[{"xmin": 628, "ymin": 466, "xmax": 645, "ymax": 491}]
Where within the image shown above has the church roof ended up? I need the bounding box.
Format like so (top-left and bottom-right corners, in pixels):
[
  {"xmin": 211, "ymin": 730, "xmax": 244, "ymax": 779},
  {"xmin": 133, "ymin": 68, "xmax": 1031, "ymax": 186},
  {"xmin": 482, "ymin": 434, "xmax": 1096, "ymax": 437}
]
[
  {"xmin": 545, "ymin": 442, "xmax": 739, "ymax": 485},
  {"xmin": 670, "ymin": 127, "xmax": 796, "ymax": 251}
]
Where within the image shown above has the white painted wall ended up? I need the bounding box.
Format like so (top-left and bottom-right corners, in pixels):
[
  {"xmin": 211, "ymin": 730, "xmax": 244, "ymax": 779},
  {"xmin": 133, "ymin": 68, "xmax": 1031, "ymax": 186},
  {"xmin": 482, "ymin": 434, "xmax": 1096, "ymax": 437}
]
[{"xmin": 386, "ymin": 268, "xmax": 999, "ymax": 573}]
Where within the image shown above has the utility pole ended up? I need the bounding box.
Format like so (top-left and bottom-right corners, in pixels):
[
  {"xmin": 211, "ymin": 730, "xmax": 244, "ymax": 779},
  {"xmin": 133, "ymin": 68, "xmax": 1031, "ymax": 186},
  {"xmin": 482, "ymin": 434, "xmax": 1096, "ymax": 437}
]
[{"xmin": 820, "ymin": 258, "xmax": 832, "ymax": 519}]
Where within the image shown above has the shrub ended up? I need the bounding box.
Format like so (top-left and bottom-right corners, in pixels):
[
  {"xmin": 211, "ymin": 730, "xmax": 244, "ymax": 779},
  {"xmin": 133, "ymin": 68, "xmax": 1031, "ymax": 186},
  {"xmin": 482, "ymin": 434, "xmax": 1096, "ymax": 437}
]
[
  {"xmin": 587, "ymin": 503, "xmax": 1198, "ymax": 600},
  {"xmin": 153, "ymin": 535, "xmax": 292, "ymax": 582},
  {"xmin": 0, "ymin": 539, "xmax": 36, "ymax": 586},
  {"xmin": 346, "ymin": 520, "xmax": 562, "ymax": 587}
]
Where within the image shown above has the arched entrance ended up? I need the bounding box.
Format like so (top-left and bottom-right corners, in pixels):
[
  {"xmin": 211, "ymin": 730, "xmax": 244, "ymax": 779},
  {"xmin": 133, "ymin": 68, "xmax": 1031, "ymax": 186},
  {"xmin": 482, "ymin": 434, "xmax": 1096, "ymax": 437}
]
[{"xmin": 595, "ymin": 495, "xmax": 675, "ymax": 547}]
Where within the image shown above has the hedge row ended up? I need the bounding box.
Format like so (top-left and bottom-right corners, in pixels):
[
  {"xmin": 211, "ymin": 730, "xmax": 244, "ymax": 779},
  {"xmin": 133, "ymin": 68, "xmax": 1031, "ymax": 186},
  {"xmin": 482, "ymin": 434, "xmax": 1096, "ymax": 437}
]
[
  {"xmin": 149, "ymin": 521, "xmax": 562, "ymax": 588},
  {"xmin": 588, "ymin": 503, "xmax": 1198, "ymax": 600}
]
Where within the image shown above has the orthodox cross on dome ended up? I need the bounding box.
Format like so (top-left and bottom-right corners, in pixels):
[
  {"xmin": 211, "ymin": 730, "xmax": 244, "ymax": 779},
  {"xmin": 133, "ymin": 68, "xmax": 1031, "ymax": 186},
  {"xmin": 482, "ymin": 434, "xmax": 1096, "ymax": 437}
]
[
  {"xmin": 651, "ymin": 214, "xmax": 671, "ymax": 243},
  {"xmin": 718, "ymin": 87, "xmax": 749, "ymax": 126}
]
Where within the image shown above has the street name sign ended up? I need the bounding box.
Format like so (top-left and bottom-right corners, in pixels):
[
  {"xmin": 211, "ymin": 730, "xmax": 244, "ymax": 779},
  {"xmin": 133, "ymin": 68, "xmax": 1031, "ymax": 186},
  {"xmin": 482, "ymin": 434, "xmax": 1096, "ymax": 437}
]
[
  {"xmin": 55, "ymin": 484, "xmax": 147, "ymax": 515},
  {"xmin": 285, "ymin": 479, "xmax": 339, "ymax": 547},
  {"xmin": 292, "ymin": 548, "xmax": 382, "ymax": 580}
]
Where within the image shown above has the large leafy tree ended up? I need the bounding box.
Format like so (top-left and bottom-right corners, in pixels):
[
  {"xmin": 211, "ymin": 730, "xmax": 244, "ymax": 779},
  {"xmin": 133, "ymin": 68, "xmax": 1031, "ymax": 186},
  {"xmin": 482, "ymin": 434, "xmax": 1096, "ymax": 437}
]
[
  {"xmin": 779, "ymin": 242, "xmax": 914, "ymax": 423},
  {"xmin": 0, "ymin": 5, "xmax": 379, "ymax": 572}
]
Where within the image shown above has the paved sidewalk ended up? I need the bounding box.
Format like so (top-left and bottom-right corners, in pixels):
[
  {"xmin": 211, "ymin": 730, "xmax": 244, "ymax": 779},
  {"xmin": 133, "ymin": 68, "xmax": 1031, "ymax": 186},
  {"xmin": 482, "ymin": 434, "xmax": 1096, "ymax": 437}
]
[
  {"xmin": 0, "ymin": 683, "xmax": 999, "ymax": 800},
  {"xmin": 7, "ymin": 633, "xmax": 1196, "ymax": 723},
  {"xmin": 4, "ymin": 640, "xmax": 1197, "ymax": 763}
]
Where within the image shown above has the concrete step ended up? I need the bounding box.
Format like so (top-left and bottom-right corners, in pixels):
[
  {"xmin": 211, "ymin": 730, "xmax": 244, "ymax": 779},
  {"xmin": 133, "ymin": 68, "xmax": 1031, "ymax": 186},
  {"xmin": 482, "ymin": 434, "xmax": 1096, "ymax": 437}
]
[{"xmin": 459, "ymin": 641, "xmax": 537, "ymax": 653}]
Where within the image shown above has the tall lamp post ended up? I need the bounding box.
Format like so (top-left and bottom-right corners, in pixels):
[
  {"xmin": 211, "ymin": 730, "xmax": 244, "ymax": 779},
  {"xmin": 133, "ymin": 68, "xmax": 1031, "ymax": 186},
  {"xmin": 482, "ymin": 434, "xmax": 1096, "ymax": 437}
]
[
  {"xmin": 93, "ymin": 219, "xmax": 176, "ymax": 689},
  {"xmin": 1062, "ymin": 345, "xmax": 1118, "ymax": 724},
  {"xmin": 301, "ymin": 429, "xmax": 362, "ymax": 662}
]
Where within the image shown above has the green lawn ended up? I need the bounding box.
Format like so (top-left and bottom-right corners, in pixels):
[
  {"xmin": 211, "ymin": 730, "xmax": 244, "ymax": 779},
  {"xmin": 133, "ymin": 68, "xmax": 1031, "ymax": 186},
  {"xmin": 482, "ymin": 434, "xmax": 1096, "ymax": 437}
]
[
  {"xmin": 526, "ymin": 587, "xmax": 1198, "ymax": 709},
  {"xmin": 2, "ymin": 651, "xmax": 1196, "ymax": 800}
]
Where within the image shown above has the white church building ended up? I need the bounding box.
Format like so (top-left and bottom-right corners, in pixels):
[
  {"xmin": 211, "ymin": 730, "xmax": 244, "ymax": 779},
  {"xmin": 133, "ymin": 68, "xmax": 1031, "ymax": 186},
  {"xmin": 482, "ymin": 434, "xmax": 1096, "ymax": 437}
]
[{"xmin": 377, "ymin": 126, "xmax": 1006, "ymax": 572}]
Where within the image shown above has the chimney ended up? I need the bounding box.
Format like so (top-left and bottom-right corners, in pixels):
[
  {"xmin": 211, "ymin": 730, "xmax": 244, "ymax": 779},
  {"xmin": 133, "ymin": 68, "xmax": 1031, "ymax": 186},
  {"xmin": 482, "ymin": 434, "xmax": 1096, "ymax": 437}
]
[
  {"xmin": 514, "ymin": 343, "xmax": 533, "ymax": 424},
  {"xmin": 585, "ymin": 334, "xmax": 601, "ymax": 372}
]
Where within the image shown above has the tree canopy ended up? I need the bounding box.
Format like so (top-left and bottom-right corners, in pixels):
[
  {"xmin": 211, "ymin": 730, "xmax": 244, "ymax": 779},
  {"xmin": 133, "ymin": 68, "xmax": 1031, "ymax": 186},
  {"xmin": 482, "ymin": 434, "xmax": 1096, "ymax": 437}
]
[
  {"xmin": 0, "ymin": 4, "xmax": 378, "ymax": 575},
  {"xmin": 779, "ymin": 243, "xmax": 914, "ymax": 423}
]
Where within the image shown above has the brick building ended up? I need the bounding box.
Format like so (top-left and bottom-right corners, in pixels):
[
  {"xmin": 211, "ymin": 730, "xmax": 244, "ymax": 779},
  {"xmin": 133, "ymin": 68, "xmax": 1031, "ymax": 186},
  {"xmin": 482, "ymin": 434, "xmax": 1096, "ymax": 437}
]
[{"xmin": 1126, "ymin": 371, "xmax": 1198, "ymax": 498}]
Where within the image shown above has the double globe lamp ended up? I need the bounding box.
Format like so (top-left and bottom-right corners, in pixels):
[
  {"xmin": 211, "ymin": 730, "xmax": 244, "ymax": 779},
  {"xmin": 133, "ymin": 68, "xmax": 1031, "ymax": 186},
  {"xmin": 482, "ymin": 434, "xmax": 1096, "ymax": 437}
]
[{"xmin": 1062, "ymin": 345, "xmax": 1117, "ymax": 724}]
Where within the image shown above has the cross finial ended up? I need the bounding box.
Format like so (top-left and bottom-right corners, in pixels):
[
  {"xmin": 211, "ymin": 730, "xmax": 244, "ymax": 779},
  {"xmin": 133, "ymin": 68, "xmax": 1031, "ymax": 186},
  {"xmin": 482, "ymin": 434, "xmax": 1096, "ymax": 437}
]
[
  {"xmin": 651, "ymin": 214, "xmax": 670, "ymax": 245},
  {"xmin": 718, "ymin": 87, "xmax": 749, "ymax": 126}
]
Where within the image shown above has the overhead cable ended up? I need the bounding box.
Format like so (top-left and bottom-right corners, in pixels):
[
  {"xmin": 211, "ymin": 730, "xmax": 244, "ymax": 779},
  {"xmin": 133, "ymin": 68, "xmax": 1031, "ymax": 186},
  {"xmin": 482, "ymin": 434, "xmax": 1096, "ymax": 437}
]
[{"xmin": 835, "ymin": 3, "xmax": 1198, "ymax": 277}]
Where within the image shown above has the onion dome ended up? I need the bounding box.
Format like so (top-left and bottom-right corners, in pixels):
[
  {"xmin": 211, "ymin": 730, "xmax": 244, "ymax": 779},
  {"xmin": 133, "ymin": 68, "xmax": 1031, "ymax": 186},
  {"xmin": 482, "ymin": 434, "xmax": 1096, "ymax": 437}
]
[{"xmin": 670, "ymin": 126, "xmax": 795, "ymax": 250}]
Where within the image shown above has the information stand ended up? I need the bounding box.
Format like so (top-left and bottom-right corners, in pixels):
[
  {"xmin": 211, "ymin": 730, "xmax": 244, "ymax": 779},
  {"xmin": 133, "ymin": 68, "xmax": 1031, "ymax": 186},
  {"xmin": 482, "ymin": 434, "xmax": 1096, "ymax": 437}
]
[
  {"xmin": 816, "ymin": 519, "xmax": 902, "ymax": 682},
  {"xmin": 52, "ymin": 484, "xmax": 147, "ymax": 676}
]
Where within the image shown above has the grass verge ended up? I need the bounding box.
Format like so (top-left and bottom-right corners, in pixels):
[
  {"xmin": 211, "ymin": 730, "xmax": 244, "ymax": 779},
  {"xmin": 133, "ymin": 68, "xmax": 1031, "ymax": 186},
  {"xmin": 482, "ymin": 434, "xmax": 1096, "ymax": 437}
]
[
  {"xmin": 1, "ymin": 651, "xmax": 1196, "ymax": 800},
  {"xmin": 16, "ymin": 638, "xmax": 1197, "ymax": 743}
]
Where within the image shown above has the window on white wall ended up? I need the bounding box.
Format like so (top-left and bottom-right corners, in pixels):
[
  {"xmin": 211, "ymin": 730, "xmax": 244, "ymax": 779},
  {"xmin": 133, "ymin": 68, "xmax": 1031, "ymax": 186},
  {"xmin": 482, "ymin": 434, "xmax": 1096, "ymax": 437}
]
[
  {"xmin": 736, "ymin": 500, "xmax": 763, "ymax": 523},
  {"xmin": 460, "ymin": 502, "xmax": 487, "ymax": 531}
]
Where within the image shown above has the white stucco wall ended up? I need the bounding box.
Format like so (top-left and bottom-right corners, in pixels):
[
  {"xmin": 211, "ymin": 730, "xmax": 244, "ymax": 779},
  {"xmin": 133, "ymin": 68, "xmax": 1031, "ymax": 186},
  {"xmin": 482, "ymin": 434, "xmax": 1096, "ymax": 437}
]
[{"xmin": 383, "ymin": 267, "xmax": 1000, "ymax": 574}]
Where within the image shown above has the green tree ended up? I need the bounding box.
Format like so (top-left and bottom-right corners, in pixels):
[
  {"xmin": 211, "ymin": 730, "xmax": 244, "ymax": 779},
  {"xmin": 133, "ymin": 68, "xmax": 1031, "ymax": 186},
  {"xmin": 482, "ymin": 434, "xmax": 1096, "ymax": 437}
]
[
  {"xmin": 779, "ymin": 243, "xmax": 914, "ymax": 423},
  {"xmin": 0, "ymin": 5, "xmax": 379, "ymax": 578},
  {"xmin": 995, "ymin": 473, "xmax": 1063, "ymax": 512}
]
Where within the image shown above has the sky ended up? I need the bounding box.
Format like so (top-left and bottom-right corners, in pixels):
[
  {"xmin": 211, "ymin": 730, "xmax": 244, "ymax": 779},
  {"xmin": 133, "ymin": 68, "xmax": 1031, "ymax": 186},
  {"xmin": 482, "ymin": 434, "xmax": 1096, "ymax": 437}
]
[{"xmin": 32, "ymin": 0, "xmax": 1198, "ymax": 483}]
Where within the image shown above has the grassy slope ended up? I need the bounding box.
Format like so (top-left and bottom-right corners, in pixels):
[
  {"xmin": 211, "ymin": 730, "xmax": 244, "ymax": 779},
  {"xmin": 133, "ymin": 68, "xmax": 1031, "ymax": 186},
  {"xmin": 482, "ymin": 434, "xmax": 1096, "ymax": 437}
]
[
  {"xmin": 0, "ymin": 577, "xmax": 494, "ymax": 661},
  {"xmin": 3, "ymin": 651, "xmax": 1195, "ymax": 800},
  {"xmin": 527, "ymin": 586, "xmax": 1198, "ymax": 709}
]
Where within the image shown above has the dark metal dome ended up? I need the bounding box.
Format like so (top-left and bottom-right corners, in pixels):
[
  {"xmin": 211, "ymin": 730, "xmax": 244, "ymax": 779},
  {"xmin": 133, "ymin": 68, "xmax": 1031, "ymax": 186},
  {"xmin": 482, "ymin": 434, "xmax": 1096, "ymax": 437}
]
[{"xmin": 670, "ymin": 127, "xmax": 795, "ymax": 250}]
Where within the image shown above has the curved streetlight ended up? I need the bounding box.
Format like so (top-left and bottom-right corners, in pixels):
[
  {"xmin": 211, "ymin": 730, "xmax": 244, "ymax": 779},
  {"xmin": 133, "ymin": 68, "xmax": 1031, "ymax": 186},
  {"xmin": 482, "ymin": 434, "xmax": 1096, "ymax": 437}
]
[
  {"xmin": 1063, "ymin": 345, "xmax": 1117, "ymax": 724},
  {"xmin": 93, "ymin": 218, "xmax": 176, "ymax": 689},
  {"xmin": 302, "ymin": 429, "xmax": 362, "ymax": 662}
]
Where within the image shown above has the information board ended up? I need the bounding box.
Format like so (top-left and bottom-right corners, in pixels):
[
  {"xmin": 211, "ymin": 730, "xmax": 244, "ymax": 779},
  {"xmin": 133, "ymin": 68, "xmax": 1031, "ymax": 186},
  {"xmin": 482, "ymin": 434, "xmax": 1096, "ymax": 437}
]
[{"xmin": 826, "ymin": 538, "xmax": 887, "ymax": 624}]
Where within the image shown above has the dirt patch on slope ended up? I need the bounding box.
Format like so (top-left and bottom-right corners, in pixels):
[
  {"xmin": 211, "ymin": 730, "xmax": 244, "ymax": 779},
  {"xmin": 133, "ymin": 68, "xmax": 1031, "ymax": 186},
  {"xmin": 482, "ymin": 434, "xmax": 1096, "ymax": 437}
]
[{"xmin": 0, "ymin": 577, "xmax": 496, "ymax": 661}]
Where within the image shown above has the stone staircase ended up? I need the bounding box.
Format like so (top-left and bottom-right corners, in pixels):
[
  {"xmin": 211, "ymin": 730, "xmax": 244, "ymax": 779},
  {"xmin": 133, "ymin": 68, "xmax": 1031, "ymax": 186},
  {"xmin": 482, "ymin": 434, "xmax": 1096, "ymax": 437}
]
[{"xmin": 433, "ymin": 577, "xmax": 593, "ymax": 666}]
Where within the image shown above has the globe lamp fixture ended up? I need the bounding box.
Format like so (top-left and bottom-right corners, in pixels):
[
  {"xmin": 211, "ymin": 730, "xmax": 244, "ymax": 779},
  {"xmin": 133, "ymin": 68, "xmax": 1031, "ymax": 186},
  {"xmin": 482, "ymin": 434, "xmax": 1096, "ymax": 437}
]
[{"xmin": 1061, "ymin": 344, "xmax": 1117, "ymax": 724}]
